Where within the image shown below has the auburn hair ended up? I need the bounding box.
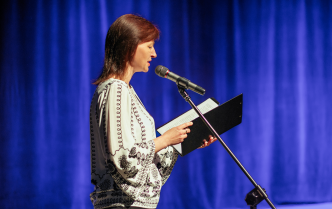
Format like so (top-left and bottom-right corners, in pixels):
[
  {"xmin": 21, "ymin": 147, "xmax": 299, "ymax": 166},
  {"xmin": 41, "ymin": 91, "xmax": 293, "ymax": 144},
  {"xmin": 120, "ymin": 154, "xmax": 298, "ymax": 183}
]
[{"xmin": 93, "ymin": 14, "xmax": 160, "ymax": 85}]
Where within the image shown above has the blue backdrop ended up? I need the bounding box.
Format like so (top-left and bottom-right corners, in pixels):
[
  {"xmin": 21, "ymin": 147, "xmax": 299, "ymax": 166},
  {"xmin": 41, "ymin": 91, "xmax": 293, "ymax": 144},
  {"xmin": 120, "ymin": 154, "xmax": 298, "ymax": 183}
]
[{"xmin": 1, "ymin": 0, "xmax": 332, "ymax": 208}]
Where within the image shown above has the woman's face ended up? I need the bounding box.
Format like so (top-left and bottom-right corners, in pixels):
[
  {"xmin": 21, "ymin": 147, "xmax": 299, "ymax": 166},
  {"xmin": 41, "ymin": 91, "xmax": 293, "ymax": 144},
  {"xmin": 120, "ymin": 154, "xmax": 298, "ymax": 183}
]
[{"xmin": 131, "ymin": 40, "xmax": 157, "ymax": 73}]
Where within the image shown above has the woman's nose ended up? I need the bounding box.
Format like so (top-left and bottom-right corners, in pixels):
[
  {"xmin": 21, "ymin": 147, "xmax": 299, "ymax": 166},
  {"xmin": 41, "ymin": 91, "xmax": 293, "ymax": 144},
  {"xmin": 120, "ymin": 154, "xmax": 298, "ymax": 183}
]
[{"xmin": 151, "ymin": 48, "xmax": 157, "ymax": 58}]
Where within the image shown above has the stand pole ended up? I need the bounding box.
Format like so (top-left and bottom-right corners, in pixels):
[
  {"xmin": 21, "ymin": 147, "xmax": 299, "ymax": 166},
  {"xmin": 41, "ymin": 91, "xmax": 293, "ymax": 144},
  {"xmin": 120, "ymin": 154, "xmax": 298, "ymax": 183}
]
[{"xmin": 177, "ymin": 86, "xmax": 276, "ymax": 209}]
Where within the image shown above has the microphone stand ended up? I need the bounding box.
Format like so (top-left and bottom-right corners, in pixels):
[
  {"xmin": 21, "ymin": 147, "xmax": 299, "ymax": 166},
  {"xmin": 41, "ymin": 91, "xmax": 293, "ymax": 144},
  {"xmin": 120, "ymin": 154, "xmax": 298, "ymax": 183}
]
[{"xmin": 176, "ymin": 79, "xmax": 276, "ymax": 209}]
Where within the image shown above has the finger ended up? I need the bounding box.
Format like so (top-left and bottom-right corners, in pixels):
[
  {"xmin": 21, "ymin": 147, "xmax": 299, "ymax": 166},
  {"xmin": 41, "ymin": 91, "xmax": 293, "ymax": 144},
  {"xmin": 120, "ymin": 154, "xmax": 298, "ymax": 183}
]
[
  {"xmin": 208, "ymin": 136, "xmax": 213, "ymax": 143},
  {"xmin": 179, "ymin": 122, "xmax": 193, "ymax": 129},
  {"xmin": 182, "ymin": 128, "xmax": 190, "ymax": 135},
  {"xmin": 208, "ymin": 135, "xmax": 218, "ymax": 143}
]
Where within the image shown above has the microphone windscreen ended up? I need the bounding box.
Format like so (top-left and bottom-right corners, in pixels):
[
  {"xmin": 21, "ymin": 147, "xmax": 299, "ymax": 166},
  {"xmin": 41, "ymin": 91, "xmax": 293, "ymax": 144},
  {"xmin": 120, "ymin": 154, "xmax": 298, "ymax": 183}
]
[{"xmin": 155, "ymin": 65, "xmax": 169, "ymax": 77}]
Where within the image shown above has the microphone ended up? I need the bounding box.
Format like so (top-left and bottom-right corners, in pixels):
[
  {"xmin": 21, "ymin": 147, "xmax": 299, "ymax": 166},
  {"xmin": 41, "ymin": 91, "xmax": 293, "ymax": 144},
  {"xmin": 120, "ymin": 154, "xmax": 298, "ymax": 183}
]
[{"xmin": 155, "ymin": 65, "xmax": 205, "ymax": 95}]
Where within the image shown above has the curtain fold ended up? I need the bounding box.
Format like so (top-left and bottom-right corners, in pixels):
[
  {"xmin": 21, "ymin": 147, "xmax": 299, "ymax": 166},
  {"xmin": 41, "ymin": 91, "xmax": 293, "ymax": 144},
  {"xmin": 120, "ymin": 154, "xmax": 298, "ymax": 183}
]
[{"xmin": 1, "ymin": 0, "xmax": 331, "ymax": 208}]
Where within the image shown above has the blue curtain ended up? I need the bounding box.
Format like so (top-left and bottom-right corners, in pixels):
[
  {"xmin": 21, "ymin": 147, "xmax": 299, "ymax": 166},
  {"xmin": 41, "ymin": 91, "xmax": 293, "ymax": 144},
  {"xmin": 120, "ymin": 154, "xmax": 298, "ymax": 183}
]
[{"xmin": 1, "ymin": 0, "xmax": 331, "ymax": 208}]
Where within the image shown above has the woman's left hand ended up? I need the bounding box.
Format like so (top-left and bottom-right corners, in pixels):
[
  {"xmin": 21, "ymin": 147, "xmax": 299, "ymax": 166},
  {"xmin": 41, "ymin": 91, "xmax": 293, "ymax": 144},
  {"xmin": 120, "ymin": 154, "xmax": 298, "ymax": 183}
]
[{"xmin": 198, "ymin": 135, "xmax": 218, "ymax": 149}]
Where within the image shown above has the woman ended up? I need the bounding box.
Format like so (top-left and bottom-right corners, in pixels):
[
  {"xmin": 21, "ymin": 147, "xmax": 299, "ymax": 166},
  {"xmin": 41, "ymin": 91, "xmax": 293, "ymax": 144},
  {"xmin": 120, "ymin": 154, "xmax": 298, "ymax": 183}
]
[{"xmin": 89, "ymin": 14, "xmax": 215, "ymax": 209}]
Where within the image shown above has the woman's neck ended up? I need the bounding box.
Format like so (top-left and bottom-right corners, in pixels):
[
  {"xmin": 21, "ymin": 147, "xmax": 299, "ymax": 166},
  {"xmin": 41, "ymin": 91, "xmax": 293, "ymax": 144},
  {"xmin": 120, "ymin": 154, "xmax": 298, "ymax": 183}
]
[{"xmin": 111, "ymin": 66, "xmax": 134, "ymax": 87}]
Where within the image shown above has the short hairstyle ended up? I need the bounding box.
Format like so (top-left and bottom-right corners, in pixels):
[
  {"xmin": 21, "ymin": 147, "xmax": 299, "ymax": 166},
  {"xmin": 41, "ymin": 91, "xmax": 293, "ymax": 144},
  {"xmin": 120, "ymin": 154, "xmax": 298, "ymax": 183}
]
[{"xmin": 93, "ymin": 14, "xmax": 160, "ymax": 85}]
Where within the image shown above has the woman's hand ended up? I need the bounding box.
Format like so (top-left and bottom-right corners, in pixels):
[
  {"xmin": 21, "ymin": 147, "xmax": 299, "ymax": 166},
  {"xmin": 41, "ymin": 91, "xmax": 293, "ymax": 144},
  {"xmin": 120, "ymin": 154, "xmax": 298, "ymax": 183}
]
[
  {"xmin": 154, "ymin": 122, "xmax": 193, "ymax": 153},
  {"xmin": 163, "ymin": 122, "xmax": 193, "ymax": 146},
  {"xmin": 198, "ymin": 135, "xmax": 218, "ymax": 149}
]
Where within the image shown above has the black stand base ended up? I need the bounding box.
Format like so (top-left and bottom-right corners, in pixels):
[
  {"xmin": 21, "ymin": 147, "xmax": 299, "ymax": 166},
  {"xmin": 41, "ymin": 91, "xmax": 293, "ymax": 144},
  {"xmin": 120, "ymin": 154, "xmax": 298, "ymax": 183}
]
[{"xmin": 245, "ymin": 185, "xmax": 267, "ymax": 209}]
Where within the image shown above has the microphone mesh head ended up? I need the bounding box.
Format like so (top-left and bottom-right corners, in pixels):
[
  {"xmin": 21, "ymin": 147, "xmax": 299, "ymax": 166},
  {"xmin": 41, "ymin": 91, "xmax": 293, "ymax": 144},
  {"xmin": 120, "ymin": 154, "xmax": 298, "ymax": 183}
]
[{"xmin": 155, "ymin": 65, "xmax": 168, "ymax": 77}]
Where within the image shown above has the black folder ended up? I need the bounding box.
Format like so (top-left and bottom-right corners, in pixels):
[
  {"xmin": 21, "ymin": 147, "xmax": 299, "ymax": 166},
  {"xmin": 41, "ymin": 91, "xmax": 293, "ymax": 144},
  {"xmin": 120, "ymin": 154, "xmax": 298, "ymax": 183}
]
[{"xmin": 157, "ymin": 94, "xmax": 243, "ymax": 156}]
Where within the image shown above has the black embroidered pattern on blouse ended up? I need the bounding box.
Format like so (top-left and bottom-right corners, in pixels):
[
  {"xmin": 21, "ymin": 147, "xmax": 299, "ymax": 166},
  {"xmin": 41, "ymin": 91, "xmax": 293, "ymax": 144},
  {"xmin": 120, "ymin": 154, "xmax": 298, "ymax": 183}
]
[
  {"xmin": 115, "ymin": 84, "xmax": 124, "ymax": 150},
  {"xmin": 118, "ymin": 154, "xmax": 139, "ymax": 178},
  {"xmin": 90, "ymin": 91, "xmax": 98, "ymax": 181},
  {"xmin": 99, "ymin": 179, "xmax": 112, "ymax": 190},
  {"xmin": 101, "ymin": 82, "xmax": 113, "ymax": 155},
  {"xmin": 131, "ymin": 88, "xmax": 155, "ymax": 138},
  {"xmin": 132, "ymin": 97, "xmax": 148, "ymax": 144},
  {"xmin": 154, "ymin": 149, "xmax": 178, "ymax": 184},
  {"xmin": 129, "ymin": 146, "xmax": 148, "ymax": 166}
]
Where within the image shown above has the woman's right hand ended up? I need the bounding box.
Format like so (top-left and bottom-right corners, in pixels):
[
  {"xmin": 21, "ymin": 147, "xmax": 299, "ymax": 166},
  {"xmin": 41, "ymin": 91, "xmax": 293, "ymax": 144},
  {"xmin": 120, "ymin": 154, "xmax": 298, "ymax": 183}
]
[
  {"xmin": 153, "ymin": 122, "xmax": 193, "ymax": 153},
  {"xmin": 162, "ymin": 122, "xmax": 193, "ymax": 146}
]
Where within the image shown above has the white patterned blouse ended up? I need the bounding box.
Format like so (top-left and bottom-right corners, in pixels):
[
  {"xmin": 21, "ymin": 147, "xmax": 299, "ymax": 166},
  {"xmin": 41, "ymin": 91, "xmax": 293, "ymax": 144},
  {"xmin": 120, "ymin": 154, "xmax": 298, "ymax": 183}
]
[{"xmin": 89, "ymin": 78, "xmax": 178, "ymax": 209}]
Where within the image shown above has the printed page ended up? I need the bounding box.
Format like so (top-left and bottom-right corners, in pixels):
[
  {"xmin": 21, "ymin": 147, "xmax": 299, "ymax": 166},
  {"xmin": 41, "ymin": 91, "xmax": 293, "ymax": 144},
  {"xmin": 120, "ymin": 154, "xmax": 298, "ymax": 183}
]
[{"xmin": 157, "ymin": 98, "xmax": 218, "ymax": 134}]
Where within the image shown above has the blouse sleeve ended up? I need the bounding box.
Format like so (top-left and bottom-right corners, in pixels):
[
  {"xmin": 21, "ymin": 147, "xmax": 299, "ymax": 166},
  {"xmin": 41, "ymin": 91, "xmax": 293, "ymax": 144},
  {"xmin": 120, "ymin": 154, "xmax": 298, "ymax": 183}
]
[
  {"xmin": 100, "ymin": 82, "xmax": 159, "ymax": 200},
  {"xmin": 154, "ymin": 146, "xmax": 179, "ymax": 185}
]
